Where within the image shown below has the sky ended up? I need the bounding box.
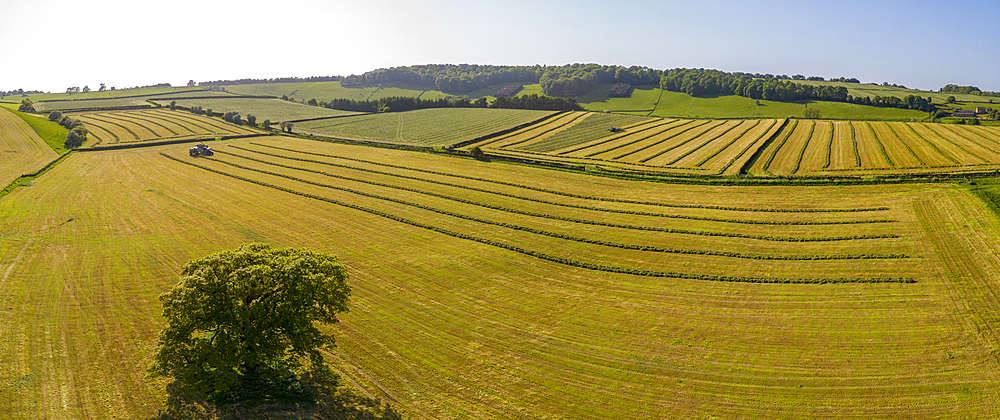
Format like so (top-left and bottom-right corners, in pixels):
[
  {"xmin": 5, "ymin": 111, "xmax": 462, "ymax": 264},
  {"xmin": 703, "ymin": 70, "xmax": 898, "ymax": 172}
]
[{"xmin": 1, "ymin": 0, "xmax": 997, "ymax": 93}]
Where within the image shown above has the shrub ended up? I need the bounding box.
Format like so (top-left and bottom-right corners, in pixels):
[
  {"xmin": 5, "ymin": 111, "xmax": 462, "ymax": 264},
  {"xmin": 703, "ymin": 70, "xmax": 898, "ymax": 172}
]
[{"xmin": 48, "ymin": 111, "xmax": 62, "ymax": 121}]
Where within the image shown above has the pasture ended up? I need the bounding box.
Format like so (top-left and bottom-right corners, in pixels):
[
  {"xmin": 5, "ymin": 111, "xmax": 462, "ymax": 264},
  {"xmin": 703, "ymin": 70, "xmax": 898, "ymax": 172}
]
[
  {"xmin": 294, "ymin": 108, "xmax": 556, "ymax": 147},
  {"xmin": 790, "ymin": 79, "xmax": 993, "ymax": 103},
  {"xmin": 469, "ymin": 112, "xmax": 1000, "ymax": 177},
  {"xmin": 1, "ymin": 137, "xmax": 999, "ymax": 418},
  {"xmin": 72, "ymin": 108, "xmax": 263, "ymax": 147}
]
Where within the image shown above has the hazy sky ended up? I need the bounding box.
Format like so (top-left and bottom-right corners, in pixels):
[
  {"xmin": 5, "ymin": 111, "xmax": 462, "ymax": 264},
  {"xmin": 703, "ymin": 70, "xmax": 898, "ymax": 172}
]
[{"xmin": 1, "ymin": 0, "xmax": 997, "ymax": 93}]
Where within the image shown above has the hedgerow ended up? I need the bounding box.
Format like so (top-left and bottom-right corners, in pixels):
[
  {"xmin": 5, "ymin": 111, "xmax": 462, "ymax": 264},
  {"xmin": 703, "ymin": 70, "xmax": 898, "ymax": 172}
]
[
  {"xmin": 161, "ymin": 153, "xmax": 914, "ymax": 284},
  {"xmin": 249, "ymin": 142, "xmax": 892, "ymax": 213},
  {"xmin": 227, "ymin": 146, "xmax": 896, "ymax": 226}
]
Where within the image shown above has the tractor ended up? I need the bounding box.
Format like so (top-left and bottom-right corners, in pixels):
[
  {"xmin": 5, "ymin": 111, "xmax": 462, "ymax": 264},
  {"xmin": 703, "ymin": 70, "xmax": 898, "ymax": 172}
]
[
  {"xmin": 609, "ymin": 127, "xmax": 625, "ymax": 133},
  {"xmin": 189, "ymin": 143, "xmax": 214, "ymax": 157}
]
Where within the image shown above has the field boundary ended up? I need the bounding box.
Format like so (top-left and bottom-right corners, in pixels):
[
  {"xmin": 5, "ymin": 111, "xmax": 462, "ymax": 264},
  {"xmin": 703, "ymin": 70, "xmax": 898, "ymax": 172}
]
[
  {"xmin": 0, "ymin": 152, "xmax": 74, "ymax": 200},
  {"xmin": 76, "ymin": 133, "xmax": 270, "ymax": 152}
]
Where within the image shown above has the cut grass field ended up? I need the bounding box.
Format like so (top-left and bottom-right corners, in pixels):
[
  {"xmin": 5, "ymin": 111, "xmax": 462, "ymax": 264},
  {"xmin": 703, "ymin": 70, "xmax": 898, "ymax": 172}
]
[
  {"xmin": 72, "ymin": 108, "xmax": 263, "ymax": 147},
  {"xmin": 150, "ymin": 97, "xmax": 361, "ymax": 122},
  {"xmin": 0, "ymin": 107, "xmax": 60, "ymax": 188},
  {"xmin": 0, "ymin": 103, "xmax": 70, "ymax": 154},
  {"xmin": 471, "ymin": 112, "xmax": 1000, "ymax": 177},
  {"xmin": 1, "ymin": 137, "xmax": 1000, "ymax": 418},
  {"xmin": 294, "ymin": 108, "xmax": 557, "ymax": 147}
]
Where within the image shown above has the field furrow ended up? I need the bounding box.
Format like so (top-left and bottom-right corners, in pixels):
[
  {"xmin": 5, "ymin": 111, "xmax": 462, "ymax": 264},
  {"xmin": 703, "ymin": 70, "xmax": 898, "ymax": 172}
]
[{"xmin": 767, "ymin": 120, "xmax": 814, "ymax": 175}]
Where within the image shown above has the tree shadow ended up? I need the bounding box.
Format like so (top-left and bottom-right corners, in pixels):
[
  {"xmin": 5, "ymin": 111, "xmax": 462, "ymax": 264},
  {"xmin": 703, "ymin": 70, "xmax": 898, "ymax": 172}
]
[{"xmin": 152, "ymin": 372, "xmax": 404, "ymax": 420}]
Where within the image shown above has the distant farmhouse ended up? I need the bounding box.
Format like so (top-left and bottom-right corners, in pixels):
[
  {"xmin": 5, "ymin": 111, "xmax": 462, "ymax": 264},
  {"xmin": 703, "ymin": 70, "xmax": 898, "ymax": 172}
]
[
  {"xmin": 976, "ymin": 106, "xmax": 988, "ymax": 114},
  {"xmin": 952, "ymin": 110, "xmax": 976, "ymax": 117}
]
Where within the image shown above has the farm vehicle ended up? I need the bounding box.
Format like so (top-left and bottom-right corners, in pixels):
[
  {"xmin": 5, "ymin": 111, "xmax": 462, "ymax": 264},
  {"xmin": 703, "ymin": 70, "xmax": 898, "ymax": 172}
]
[{"xmin": 189, "ymin": 144, "xmax": 214, "ymax": 157}]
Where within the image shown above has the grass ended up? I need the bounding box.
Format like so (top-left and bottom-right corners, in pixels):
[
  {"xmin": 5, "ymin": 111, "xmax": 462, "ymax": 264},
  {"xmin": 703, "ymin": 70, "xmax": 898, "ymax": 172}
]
[
  {"xmin": 790, "ymin": 79, "xmax": 995, "ymax": 103},
  {"xmin": 294, "ymin": 108, "xmax": 556, "ymax": 147},
  {"xmin": 644, "ymin": 91, "xmax": 928, "ymax": 120},
  {"xmin": 151, "ymin": 97, "xmax": 361, "ymax": 122},
  {"xmin": 468, "ymin": 110, "xmax": 1000, "ymax": 177},
  {"xmin": 0, "ymin": 106, "xmax": 61, "ymax": 188},
  {"xmin": 1, "ymin": 86, "xmax": 208, "ymax": 103},
  {"xmin": 0, "ymin": 103, "xmax": 69, "ymax": 154},
  {"xmin": 2, "ymin": 137, "xmax": 1000, "ymax": 418},
  {"xmin": 74, "ymin": 109, "xmax": 262, "ymax": 146}
]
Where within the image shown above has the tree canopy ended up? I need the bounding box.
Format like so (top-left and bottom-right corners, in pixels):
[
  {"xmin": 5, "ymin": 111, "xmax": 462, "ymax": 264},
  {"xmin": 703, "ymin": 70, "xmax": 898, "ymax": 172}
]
[{"xmin": 149, "ymin": 243, "xmax": 351, "ymax": 400}]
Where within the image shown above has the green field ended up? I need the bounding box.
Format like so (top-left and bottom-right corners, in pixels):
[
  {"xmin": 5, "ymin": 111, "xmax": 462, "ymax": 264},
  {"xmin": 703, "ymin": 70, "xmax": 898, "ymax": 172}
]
[
  {"xmin": 294, "ymin": 108, "xmax": 556, "ymax": 147},
  {"xmin": 150, "ymin": 97, "xmax": 361, "ymax": 122},
  {"xmin": 2, "ymin": 135, "xmax": 1000, "ymax": 418},
  {"xmin": 0, "ymin": 86, "xmax": 209, "ymax": 103},
  {"xmin": 790, "ymin": 79, "xmax": 995, "ymax": 103},
  {"xmin": 222, "ymin": 81, "xmax": 456, "ymax": 103}
]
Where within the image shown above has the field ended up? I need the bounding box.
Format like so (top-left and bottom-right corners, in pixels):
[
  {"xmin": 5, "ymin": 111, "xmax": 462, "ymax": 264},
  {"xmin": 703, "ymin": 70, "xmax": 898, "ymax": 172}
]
[
  {"xmin": 467, "ymin": 112, "xmax": 1000, "ymax": 177},
  {"xmin": 72, "ymin": 108, "xmax": 263, "ymax": 147},
  {"xmin": 1, "ymin": 136, "xmax": 1000, "ymax": 418},
  {"xmin": 790, "ymin": 79, "xmax": 994, "ymax": 103},
  {"xmin": 149, "ymin": 97, "xmax": 361, "ymax": 122},
  {"xmin": 222, "ymin": 81, "xmax": 454, "ymax": 103},
  {"xmin": 0, "ymin": 107, "xmax": 59, "ymax": 187},
  {"xmin": 0, "ymin": 86, "xmax": 211, "ymax": 104},
  {"xmin": 294, "ymin": 108, "xmax": 556, "ymax": 147},
  {"xmin": 33, "ymin": 91, "xmax": 239, "ymax": 112}
]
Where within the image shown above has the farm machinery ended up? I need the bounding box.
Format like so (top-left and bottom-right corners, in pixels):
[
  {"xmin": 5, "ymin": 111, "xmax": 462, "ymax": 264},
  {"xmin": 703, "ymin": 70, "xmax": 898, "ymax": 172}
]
[
  {"xmin": 189, "ymin": 143, "xmax": 214, "ymax": 157},
  {"xmin": 609, "ymin": 127, "xmax": 625, "ymax": 133}
]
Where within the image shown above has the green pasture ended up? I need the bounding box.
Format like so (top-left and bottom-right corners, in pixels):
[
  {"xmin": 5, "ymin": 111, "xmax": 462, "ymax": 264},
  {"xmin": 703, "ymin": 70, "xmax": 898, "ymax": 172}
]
[
  {"xmin": 789, "ymin": 79, "xmax": 994, "ymax": 103},
  {"xmin": 645, "ymin": 91, "xmax": 928, "ymax": 120},
  {"xmin": 295, "ymin": 107, "xmax": 555, "ymax": 147}
]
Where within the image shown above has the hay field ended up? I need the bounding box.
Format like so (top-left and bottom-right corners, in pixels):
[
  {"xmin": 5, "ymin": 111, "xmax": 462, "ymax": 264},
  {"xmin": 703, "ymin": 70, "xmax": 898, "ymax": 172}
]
[
  {"xmin": 150, "ymin": 97, "xmax": 361, "ymax": 122},
  {"xmin": 295, "ymin": 108, "xmax": 556, "ymax": 147},
  {"xmin": 474, "ymin": 114, "xmax": 1000, "ymax": 177},
  {"xmin": 73, "ymin": 109, "xmax": 262, "ymax": 147},
  {"xmin": 2, "ymin": 137, "xmax": 1000, "ymax": 418},
  {"xmin": 0, "ymin": 107, "xmax": 59, "ymax": 187}
]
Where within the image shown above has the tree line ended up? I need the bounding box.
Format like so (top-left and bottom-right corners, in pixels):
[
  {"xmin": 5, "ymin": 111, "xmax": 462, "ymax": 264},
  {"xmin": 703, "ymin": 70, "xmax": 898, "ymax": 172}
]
[
  {"xmin": 339, "ymin": 64, "xmax": 661, "ymax": 97},
  {"xmin": 940, "ymin": 84, "xmax": 999, "ymax": 97},
  {"xmin": 314, "ymin": 94, "xmax": 582, "ymax": 113},
  {"xmin": 658, "ymin": 68, "xmax": 938, "ymax": 113},
  {"xmin": 199, "ymin": 75, "xmax": 342, "ymax": 86}
]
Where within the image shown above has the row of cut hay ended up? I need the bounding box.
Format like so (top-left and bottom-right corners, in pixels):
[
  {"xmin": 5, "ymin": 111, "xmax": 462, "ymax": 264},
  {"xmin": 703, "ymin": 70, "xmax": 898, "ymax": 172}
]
[
  {"xmin": 244, "ymin": 141, "xmax": 891, "ymax": 213},
  {"xmin": 798, "ymin": 121, "xmax": 833, "ymax": 172},
  {"xmin": 507, "ymin": 112, "xmax": 596, "ymax": 151},
  {"xmin": 605, "ymin": 120, "xmax": 722, "ymax": 161},
  {"xmin": 687, "ymin": 119, "xmax": 764, "ymax": 168},
  {"xmin": 517, "ymin": 113, "xmax": 655, "ymax": 153},
  {"xmin": 652, "ymin": 120, "xmax": 757, "ymax": 168},
  {"xmin": 486, "ymin": 111, "xmax": 588, "ymax": 149},
  {"xmin": 766, "ymin": 120, "xmax": 815, "ymax": 175},
  {"xmin": 753, "ymin": 119, "xmax": 799, "ymax": 176},
  {"xmin": 176, "ymin": 151, "xmax": 913, "ymax": 282},
  {"xmin": 715, "ymin": 119, "xmax": 783, "ymax": 176},
  {"xmin": 226, "ymin": 144, "xmax": 899, "ymax": 228},
  {"xmin": 556, "ymin": 118, "xmax": 683, "ymax": 157},
  {"xmin": 76, "ymin": 109, "xmax": 257, "ymax": 145}
]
